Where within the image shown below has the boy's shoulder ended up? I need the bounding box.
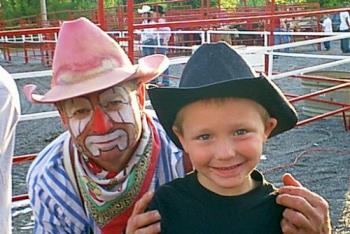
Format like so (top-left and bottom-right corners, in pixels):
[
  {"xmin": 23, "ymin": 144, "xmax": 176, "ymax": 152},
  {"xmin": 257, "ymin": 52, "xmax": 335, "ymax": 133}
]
[{"xmin": 154, "ymin": 172, "xmax": 195, "ymax": 195}]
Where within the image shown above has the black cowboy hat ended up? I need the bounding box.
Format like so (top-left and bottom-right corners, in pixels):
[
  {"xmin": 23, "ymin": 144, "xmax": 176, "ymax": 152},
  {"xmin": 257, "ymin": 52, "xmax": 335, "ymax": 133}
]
[{"xmin": 148, "ymin": 41, "xmax": 298, "ymax": 149}]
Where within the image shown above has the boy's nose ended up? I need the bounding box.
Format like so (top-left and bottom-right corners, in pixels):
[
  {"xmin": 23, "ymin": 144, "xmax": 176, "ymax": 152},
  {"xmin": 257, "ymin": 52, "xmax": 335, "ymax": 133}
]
[
  {"xmin": 216, "ymin": 140, "xmax": 236, "ymax": 160},
  {"xmin": 90, "ymin": 106, "xmax": 113, "ymax": 133}
]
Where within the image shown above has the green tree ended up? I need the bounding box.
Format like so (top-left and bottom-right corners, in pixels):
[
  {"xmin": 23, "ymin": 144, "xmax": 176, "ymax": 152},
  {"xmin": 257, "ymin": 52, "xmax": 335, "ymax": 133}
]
[{"xmin": 1, "ymin": 0, "xmax": 349, "ymax": 21}]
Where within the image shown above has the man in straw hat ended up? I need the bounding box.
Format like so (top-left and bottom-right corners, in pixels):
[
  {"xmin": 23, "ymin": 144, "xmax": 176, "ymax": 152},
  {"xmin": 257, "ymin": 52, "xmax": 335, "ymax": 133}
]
[
  {"xmin": 0, "ymin": 66, "xmax": 20, "ymax": 234},
  {"xmin": 24, "ymin": 17, "xmax": 186, "ymax": 233},
  {"xmin": 138, "ymin": 5, "xmax": 157, "ymax": 57},
  {"xmin": 127, "ymin": 42, "xmax": 332, "ymax": 234}
]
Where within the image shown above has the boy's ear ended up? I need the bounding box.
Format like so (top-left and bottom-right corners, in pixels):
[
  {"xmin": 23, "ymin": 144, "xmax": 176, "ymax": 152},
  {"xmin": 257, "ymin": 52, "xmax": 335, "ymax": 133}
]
[
  {"xmin": 172, "ymin": 126, "xmax": 187, "ymax": 151},
  {"xmin": 264, "ymin": 117, "xmax": 278, "ymax": 140},
  {"xmin": 173, "ymin": 126, "xmax": 193, "ymax": 173}
]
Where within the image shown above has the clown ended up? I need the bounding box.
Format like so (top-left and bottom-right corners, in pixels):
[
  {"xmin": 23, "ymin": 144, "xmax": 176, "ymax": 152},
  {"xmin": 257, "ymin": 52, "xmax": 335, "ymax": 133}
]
[{"xmin": 24, "ymin": 17, "xmax": 185, "ymax": 233}]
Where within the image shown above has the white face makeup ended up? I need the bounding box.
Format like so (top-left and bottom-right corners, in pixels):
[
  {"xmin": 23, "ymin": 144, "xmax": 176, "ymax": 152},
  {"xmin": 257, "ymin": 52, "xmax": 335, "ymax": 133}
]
[
  {"xmin": 60, "ymin": 84, "xmax": 139, "ymax": 158},
  {"xmin": 85, "ymin": 129, "xmax": 128, "ymax": 156},
  {"xmin": 99, "ymin": 86, "xmax": 135, "ymax": 124},
  {"xmin": 63, "ymin": 97, "xmax": 93, "ymax": 137}
]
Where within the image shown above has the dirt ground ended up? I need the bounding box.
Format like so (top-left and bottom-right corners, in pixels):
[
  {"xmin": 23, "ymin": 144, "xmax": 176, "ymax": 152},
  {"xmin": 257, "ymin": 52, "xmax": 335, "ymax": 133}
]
[{"xmin": 2, "ymin": 42, "xmax": 350, "ymax": 233}]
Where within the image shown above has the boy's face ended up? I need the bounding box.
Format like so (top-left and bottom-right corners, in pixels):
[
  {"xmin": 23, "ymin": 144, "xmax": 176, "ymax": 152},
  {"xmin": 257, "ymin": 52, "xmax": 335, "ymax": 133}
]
[
  {"xmin": 173, "ymin": 98, "xmax": 277, "ymax": 196},
  {"xmin": 58, "ymin": 81, "xmax": 143, "ymax": 168}
]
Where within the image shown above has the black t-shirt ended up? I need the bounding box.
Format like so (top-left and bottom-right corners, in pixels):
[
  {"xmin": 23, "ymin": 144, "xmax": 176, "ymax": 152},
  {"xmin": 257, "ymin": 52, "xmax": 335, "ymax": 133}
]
[{"xmin": 148, "ymin": 170, "xmax": 284, "ymax": 234}]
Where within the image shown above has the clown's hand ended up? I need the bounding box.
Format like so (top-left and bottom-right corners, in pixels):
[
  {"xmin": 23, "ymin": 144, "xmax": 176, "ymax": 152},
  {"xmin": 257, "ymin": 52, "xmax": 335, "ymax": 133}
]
[
  {"xmin": 277, "ymin": 173, "xmax": 331, "ymax": 234},
  {"xmin": 126, "ymin": 191, "xmax": 161, "ymax": 234}
]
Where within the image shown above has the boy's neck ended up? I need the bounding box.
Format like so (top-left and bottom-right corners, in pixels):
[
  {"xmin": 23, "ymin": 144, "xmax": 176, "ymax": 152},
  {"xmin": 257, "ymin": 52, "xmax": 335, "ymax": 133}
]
[{"xmin": 196, "ymin": 171, "xmax": 260, "ymax": 196}]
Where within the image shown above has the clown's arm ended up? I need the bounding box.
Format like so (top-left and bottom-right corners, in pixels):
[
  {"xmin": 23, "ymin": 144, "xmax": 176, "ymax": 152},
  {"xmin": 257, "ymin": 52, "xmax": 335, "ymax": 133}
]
[
  {"xmin": 126, "ymin": 191, "xmax": 161, "ymax": 234},
  {"xmin": 277, "ymin": 173, "xmax": 331, "ymax": 234}
]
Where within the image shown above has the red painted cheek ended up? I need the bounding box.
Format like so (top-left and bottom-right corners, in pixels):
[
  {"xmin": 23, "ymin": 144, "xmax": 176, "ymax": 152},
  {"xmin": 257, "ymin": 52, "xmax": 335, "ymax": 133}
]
[{"xmin": 90, "ymin": 106, "xmax": 113, "ymax": 134}]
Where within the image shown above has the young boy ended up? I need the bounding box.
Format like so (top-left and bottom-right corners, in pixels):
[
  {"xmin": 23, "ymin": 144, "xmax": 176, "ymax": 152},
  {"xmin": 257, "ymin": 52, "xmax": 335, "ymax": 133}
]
[{"xmin": 147, "ymin": 42, "xmax": 298, "ymax": 233}]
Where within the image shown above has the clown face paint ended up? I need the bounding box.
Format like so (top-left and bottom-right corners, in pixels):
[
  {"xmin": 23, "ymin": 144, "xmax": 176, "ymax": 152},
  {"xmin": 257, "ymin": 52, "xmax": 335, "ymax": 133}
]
[
  {"xmin": 60, "ymin": 83, "xmax": 142, "ymax": 159},
  {"xmin": 99, "ymin": 86, "xmax": 135, "ymax": 123},
  {"xmin": 62, "ymin": 97, "xmax": 93, "ymax": 137},
  {"xmin": 85, "ymin": 129, "xmax": 128, "ymax": 155}
]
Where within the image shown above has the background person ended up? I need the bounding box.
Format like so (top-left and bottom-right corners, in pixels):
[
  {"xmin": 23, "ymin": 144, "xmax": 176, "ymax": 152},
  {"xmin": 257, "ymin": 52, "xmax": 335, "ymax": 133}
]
[
  {"xmin": 154, "ymin": 5, "xmax": 171, "ymax": 86},
  {"xmin": 339, "ymin": 10, "xmax": 350, "ymax": 53},
  {"xmin": 321, "ymin": 14, "xmax": 333, "ymax": 51},
  {"xmin": 273, "ymin": 18, "xmax": 289, "ymax": 56},
  {"xmin": 273, "ymin": 17, "xmax": 283, "ymax": 48},
  {"xmin": 138, "ymin": 5, "xmax": 157, "ymax": 57},
  {"xmin": 0, "ymin": 66, "xmax": 21, "ymax": 234},
  {"xmin": 138, "ymin": 5, "xmax": 160, "ymax": 85},
  {"xmin": 281, "ymin": 19, "xmax": 292, "ymax": 52}
]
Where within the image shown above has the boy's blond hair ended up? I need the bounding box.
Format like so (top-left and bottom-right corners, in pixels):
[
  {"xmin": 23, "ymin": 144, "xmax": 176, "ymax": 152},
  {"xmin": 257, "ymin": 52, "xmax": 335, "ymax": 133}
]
[{"xmin": 173, "ymin": 97, "xmax": 271, "ymax": 135}]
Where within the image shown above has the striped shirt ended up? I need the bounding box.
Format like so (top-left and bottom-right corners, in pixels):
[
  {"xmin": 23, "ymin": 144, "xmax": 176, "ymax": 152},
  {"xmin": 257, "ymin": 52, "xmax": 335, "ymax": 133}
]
[{"xmin": 27, "ymin": 113, "xmax": 185, "ymax": 233}]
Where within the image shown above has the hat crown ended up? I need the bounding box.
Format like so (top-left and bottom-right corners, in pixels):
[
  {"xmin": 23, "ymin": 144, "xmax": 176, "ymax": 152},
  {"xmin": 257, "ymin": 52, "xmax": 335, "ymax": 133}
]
[
  {"xmin": 52, "ymin": 17, "xmax": 133, "ymax": 87},
  {"xmin": 180, "ymin": 42, "xmax": 257, "ymax": 88},
  {"xmin": 23, "ymin": 17, "xmax": 169, "ymax": 103}
]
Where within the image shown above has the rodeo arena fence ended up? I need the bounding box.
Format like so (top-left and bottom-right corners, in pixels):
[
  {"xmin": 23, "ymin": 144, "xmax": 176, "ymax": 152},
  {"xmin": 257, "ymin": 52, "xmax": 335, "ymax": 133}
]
[{"xmin": 2, "ymin": 3, "xmax": 350, "ymax": 230}]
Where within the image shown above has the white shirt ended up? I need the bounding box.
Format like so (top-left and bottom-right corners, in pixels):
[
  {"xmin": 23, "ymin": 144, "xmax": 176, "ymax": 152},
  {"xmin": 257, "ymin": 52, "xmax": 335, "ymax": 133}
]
[
  {"xmin": 157, "ymin": 18, "xmax": 171, "ymax": 44},
  {"xmin": 140, "ymin": 19, "xmax": 157, "ymax": 42},
  {"xmin": 339, "ymin": 11, "xmax": 350, "ymax": 30},
  {"xmin": 322, "ymin": 17, "xmax": 333, "ymax": 33},
  {"xmin": 0, "ymin": 66, "xmax": 20, "ymax": 234}
]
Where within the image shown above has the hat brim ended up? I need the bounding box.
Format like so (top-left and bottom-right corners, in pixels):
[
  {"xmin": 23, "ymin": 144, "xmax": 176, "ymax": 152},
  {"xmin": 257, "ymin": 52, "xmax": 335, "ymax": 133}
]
[
  {"xmin": 148, "ymin": 76, "xmax": 298, "ymax": 149},
  {"xmin": 24, "ymin": 54, "xmax": 168, "ymax": 103}
]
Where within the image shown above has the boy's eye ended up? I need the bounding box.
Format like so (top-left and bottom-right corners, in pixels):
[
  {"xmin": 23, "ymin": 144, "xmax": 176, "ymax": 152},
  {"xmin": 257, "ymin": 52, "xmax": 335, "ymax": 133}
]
[
  {"xmin": 196, "ymin": 134, "xmax": 210, "ymax": 141},
  {"xmin": 234, "ymin": 129, "xmax": 248, "ymax": 136}
]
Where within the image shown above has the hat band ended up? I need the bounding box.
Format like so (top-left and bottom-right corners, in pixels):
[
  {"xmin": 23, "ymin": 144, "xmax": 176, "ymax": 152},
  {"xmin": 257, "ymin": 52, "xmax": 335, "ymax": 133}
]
[{"xmin": 56, "ymin": 58, "xmax": 126, "ymax": 85}]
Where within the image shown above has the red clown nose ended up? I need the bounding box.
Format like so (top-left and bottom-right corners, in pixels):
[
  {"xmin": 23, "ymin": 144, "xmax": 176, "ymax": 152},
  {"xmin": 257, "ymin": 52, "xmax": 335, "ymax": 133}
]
[{"xmin": 91, "ymin": 106, "xmax": 113, "ymax": 134}]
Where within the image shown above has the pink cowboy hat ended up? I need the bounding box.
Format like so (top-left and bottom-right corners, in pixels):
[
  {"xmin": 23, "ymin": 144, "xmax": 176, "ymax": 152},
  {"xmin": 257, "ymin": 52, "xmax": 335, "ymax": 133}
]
[{"xmin": 24, "ymin": 17, "xmax": 169, "ymax": 103}]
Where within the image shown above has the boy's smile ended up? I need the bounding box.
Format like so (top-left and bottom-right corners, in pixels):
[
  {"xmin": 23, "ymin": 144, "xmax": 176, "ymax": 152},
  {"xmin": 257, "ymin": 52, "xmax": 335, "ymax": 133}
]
[
  {"xmin": 209, "ymin": 162, "xmax": 245, "ymax": 178},
  {"xmin": 174, "ymin": 98, "xmax": 277, "ymax": 196}
]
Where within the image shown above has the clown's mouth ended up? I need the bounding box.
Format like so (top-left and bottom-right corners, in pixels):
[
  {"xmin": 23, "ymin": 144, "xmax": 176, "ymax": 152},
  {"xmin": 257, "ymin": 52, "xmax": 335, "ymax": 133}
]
[{"xmin": 85, "ymin": 129, "xmax": 129, "ymax": 156}]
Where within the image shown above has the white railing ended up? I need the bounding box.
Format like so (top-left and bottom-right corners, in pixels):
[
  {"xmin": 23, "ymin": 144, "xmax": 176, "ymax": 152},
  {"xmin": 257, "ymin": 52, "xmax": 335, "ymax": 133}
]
[
  {"xmin": 265, "ymin": 33, "xmax": 350, "ymax": 79},
  {"xmin": 135, "ymin": 30, "xmax": 205, "ymax": 51},
  {"xmin": 204, "ymin": 30, "xmax": 350, "ymax": 80},
  {"xmin": 0, "ymin": 33, "xmax": 58, "ymax": 43},
  {"xmin": 7, "ymin": 29, "xmax": 350, "ymax": 103},
  {"xmin": 207, "ymin": 30, "xmax": 270, "ymax": 46}
]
